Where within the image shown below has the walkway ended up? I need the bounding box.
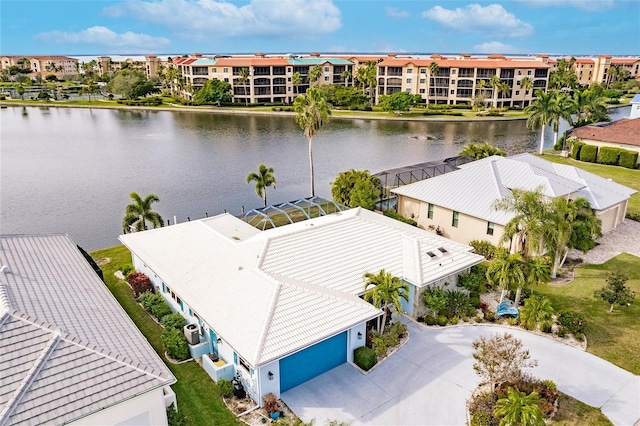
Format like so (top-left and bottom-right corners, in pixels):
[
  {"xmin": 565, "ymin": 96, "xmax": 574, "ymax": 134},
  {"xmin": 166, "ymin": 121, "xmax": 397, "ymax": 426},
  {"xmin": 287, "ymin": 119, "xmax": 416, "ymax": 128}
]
[
  {"xmin": 281, "ymin": 322, "xmax": 640, "ymax": 426},
  {"xmin": 568, "ymin": 219, "xmax": 640, "ymax": 264}
]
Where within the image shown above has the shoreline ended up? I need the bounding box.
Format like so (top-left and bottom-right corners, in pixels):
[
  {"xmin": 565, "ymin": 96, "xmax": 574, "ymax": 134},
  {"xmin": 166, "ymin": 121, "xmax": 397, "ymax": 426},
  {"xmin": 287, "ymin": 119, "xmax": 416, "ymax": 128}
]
[{"xmin": 0, "ymin": 100, "xmax": 530, "ymax": 122}]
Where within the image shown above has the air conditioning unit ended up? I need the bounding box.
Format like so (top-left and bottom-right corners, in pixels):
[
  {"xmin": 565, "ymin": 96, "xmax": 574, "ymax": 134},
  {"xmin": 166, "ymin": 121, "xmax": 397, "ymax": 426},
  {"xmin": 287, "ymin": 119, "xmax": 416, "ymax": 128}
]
[{"xmin": 184, "ymin": 324, "xmax": 200, "ymax": 345}]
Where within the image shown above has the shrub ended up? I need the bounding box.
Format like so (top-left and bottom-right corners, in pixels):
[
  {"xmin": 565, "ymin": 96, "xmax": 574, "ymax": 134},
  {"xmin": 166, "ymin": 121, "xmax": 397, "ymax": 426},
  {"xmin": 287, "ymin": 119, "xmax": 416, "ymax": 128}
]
[
  {"xmin": 484, "ymin": 310, "xmax": 496, "ymax": 322},
  {"xmin": 571, "ymin": 141, "xmax": 585, "ymax": 159},
  {"xmin": 557, "ymin": 326, "xmax": 567, "ymax": 338},
  {"xmin": 161, "ymin": 328, "xmax": 190, "ymax": 360},
  {"xmin": 151, "ymin": 300, "xmax": 173, "ymax": 321},
  {"xmin": 263, "ymin": 393, "xmax": 278, "ymax": 414},
  {"xmin": 436, "ymin": 315, "xmax": 448, "ymax": 326},
  {"xmin": 423, "ymin": 286, "xmax": 448, "ymax": 316},
  {"xmin": 469, "ymin": 240, "xmax": 498, "ymax": 260},
  {"xmin": 541, "ymin": 322, "xmax": 553, "ymax": 333},
  {"xmin": 470, "ymin": 411, "xmax": 492, "ymax": 426},
  {"xmin": 575, "ymin": 332, "xmax": 585, "ymax": 341},
  {"xmin": 388, "ymin": 321, "xmax": 408, "ymax": 339},
  {"xmin": 161, "ymin": 313, "xmax": 187, "ymax": 330},
  {"xmin": 138, "ymin": 291, "xmax": 164, "ymax": 312},
  {"xmin": 127, "ymin": 272, "xmax": 153, "ymax": 298},
  {"xmin": 506, "ymin": 317, "xmax": 519, "ymax": 326},
  {"xmin": 626, "ymin": 211, "xmax": 640, "ymax": 222},
  {"xmin": 450, "ymin": 317, "xmax": 459, "ymax": 325},
  {"xmin": 166, "ymin": 404, "xmax": 187, "ymax": 426},
  {"xmin": 598, "ymin": 146, "xmax": 621, "ymax": 165},
  {"xmin": 557, "ymin": 310, "xmax": 586, "ymax": 334},
  {"xmin": 424, "ymin": 315, "xmax": 436, "ymax": 326},
  {"xmin": 619, "ymin": 149, "xmax": 639, "ymax": 169},
  {"xmin": 354, "ymin": 345, "xmax": 377, "ymax": 370},
  {"xmin": 445, "ymin": 290, "xmax": 476, "ymax": 318},
  {"xmin": 458, "ymin": 269, "xmax": 488, "ymax": 293},
  {"xmin": 371, "ymin": 335, "xmax": 388, "ymax": 357},
  {"xmin": 217, "ymin": 379, "xmax": 233, "ymax": 398},
  {"xmin": 383, "ymin": 210, "xmax": 417, "ymax": 226},
  {"xmin": 579, "ymin": 144, "xmax": 598, "ymax": 163}
]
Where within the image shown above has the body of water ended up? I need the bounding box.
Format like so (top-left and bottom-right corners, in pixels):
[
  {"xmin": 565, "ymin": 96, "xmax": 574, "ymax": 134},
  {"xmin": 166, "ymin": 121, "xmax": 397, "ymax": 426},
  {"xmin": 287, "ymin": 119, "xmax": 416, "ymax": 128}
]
[{"xmin": 0, "ymin": 105, "xmax": 630, "ymax": 251}]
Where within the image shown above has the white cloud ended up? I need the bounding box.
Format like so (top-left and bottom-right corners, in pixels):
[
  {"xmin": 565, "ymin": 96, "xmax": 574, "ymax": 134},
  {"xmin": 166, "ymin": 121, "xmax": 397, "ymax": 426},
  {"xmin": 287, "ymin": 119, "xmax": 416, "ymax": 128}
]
[
  {"xmin": 422, "ymin": 4, "xmax": 533, "ymax": 38},
  {"xmin": 516, "ymin": 0, "xmax": 616, "ymax": 12},
  {"xmin": 103, "ymin": 0, "xmax": 341, "ymax": 40},
  {"xmin": 474, "ymin": 41, "xmax": 522, "ymax": 54},
  {"xmin": 34, "ymin": 26, "xmax": 170, "ymax": 52},
  {"xmin": 385, "ymin": 7, "xmax": 410, "ymax": 18}
]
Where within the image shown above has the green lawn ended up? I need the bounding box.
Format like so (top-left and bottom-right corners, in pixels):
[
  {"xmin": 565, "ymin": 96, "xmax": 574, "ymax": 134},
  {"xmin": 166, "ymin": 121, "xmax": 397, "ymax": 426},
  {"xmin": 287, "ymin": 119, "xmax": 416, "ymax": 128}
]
[
  {"xmin": 537, "ymin": 253, "xmax": 640, "ymax": 374},
  {"xmin": 551, "ymin": 393, "xmax": 612, "ymax": 426},
  {"xmin": 541, "ymin": 154, "xmax": 640, "ymax": 215},
  {"xmin": 91, "ymin": 245, "xmax": 240, "ymax": 426}
]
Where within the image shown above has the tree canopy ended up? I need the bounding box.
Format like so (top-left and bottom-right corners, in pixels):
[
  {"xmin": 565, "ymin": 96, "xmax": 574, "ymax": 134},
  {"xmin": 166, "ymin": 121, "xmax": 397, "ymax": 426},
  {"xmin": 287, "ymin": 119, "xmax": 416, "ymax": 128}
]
[
  {"xmin": 378, "ymin": 92, "xmax": 421, "ymax": 114},
  {"xmin": 363, "ymin": 269, "xmax": 409, "ymax": 333},
  {"xmin": 106, "ymin": 69, "xmax": 158, "ymax": 99},
  {"xmin": 193, "ymin": 78, "xmax": 232, "ymax": 104},
  {"xmin": 458, "ymin": 143, "xmax": 506, "ymax": 159},
  {"xmin": 246, "ymin": 164, "xmax": 276, "ymax": 207},
  {"xmin": 331, "ymin": 169, "xmax": 381, "ymax": 210},
  {"xmin": 122, "ymin": 192, "xmax": 164, "ymax": 233},
  {"xmin": 595, "ymin": 272, "xmax": 635, "ymax": 312}
]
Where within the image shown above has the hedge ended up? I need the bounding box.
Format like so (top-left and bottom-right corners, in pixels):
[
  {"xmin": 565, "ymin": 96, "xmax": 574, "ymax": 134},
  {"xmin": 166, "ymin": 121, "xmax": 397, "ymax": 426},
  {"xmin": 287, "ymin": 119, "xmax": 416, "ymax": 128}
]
[
  {"xmin": 571, "ymin": 141, "xmax": 585, "ymax": 159},
  {"xmin": 619, "ymin": 150, "xmax": 639, "ymax": 169},
  {"xmin": 598, "ymin": 146, "xmax": 621, "ymax": 165},
  {"xmin": 354, "ymin": 346, "xmax": 377, "ymax": 371},
  {"xmin": 579, "ymin": 144, "xmax": 598, "ymax": 163},
  {"xmin": 161, "ymin": 328, "xmax": 190, "ymax": 360},
  {"xmin": 383, "ymin": 210, "xmax": 417, "ymax": 226}
]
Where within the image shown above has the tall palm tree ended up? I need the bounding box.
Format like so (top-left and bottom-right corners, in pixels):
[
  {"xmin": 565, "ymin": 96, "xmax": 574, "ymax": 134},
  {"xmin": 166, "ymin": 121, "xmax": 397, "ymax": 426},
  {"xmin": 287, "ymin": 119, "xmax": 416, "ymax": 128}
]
[
  {"xmin": 489, "ymin": 74, "xmax": 502, "ymax": 108},
  {"xmin": 573, "ymin": 89, "xmax": 609, "ymax": 126},
  {"xmin": 428, "ymin": 61, "xmax": 439, "ymax": 106},
  {"xmin": 122, "ymin": 192, "xmax": 164, "ymax": 233},
  {"xmin": 494, "ymin": 387, "xmax": 545, "ymax": 426},
  {"xmin": 497, "ymin": 82, "xmax": 511, "ymax": 106},
  {"xmin": 519, "ymin": 295, "xmax": 554, "ymax": 330},
  {"xmin": 524, "ymin": 256, "xmax": 550, "ymax": 292},
  {"xmin": 308, "ymin": 64, "xmax": 323, "ymax": 87},
  {"xmin": 363, "ymin": 269, "xmax": 409, "ymax": 333},
  {"xmin": 341, "ymin": 70, "xmax": 352, "ymax": 87},
  {"xmin": 356, "ymin": 61, "xmax": 377, "ymax": 104},
  {"xmin": 525, "ymin": 89, "xmax": 556, "ymax": 154},
  {"xmin": 293, "ymin": 87, "xmax": 331, "ymax": 197},
  {"xmin": 246, "ymin": 164, "xmax": 276, "ymax": 207},
  {"xmin": 238, "ymin": 67, "xmax": 250, "ymax": 105},
  {"xmin": 486, "ymin": 251, "xmax": 526, "ymax": 303},
  {"xmin": 291, "ymin": 71, "xmax": 302, "ymax": 100},
  {"xmin": 493, "ymin": 188, "xmax": 548, "ymax": 258},
  {"xmin": 549, "ymin": 92, "xmax": 576, "ymax": 149},
  {"xmin": 519, "ymin": 76, "xmax": 533, "ymax": 93}
]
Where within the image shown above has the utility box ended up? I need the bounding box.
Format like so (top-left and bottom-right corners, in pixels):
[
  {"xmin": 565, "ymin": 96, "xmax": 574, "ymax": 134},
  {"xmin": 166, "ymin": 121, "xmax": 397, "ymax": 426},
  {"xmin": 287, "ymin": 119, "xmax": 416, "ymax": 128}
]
[{"xmin": 184, "ymin": 323, "xmax": 200, "ymax": 345}]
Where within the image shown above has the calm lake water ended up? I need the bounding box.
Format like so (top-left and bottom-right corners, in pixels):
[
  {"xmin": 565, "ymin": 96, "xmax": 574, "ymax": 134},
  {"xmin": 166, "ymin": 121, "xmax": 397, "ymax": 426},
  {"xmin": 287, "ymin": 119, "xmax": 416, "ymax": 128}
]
[{"xmin": 0, "ymin": 105, "xmax": 630, "ymax": 251}]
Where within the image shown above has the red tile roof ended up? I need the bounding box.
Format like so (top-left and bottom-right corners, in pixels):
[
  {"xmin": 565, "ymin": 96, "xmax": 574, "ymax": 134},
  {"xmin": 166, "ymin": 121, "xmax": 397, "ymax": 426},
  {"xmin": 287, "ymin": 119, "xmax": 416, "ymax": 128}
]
[
  {"xmin": 570, "ymin": 118, "xmax": 640, "ymax": 147},
  {"xmin": 611, "ymin": 58, "xmax": 640, "ymax": 64}
]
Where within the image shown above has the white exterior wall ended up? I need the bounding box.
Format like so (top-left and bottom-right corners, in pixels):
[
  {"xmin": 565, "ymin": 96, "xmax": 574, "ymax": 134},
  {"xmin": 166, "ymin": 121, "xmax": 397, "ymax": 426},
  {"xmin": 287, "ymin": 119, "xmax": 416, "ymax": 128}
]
[
  {"xmin": 69, "ymin": 388, "xmax": 167, "ymax": 426},
  {"xmin": 347, "ymin": 323, "xmax": 367, "ymax": 363},
  {"xmin": 257, "ymin": 360, "xmax": 280, "ymax": 403}
]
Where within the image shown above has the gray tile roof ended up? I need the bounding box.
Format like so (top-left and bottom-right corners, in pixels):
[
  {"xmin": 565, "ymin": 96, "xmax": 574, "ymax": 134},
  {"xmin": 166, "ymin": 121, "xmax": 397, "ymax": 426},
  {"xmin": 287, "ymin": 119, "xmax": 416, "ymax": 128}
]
[{"xmin": 0, "ymin": 234, "xmax": 175, "ymax": 426}]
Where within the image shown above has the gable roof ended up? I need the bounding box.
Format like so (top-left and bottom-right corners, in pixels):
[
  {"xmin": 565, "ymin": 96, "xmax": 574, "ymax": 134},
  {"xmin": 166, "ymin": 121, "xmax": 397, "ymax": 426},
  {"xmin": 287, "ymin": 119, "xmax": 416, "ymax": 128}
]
[
  {"xmin": 392, "ymin": 154, "xmax": 636, "ymax": 223},
  {"xmin": 120, "ymin": 208, "xmax": 483, "ymax": 367},
  {"xmin": 0, "ymin": 235, "xmax": 175, "ymax": 425},
  {"xmin": 569, "ymin": 118, "xmax": 640, "ymax": 147}
]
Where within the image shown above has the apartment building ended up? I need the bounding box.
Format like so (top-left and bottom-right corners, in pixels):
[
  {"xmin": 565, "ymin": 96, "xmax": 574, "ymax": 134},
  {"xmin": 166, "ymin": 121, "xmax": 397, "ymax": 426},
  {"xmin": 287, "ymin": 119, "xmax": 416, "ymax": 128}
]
[
  {"xmin": 173, "ymin": 53, "xmax": 354, "ymax": 103},
  {"xmin": 94, "ymin": 55, "xmax": 168, "ymax": 80},
  {"xmin": 377, "ymin": 53, "xmax": 550, "ymax": 107},
  {"xmin": 0, "ymin": 55, "xmax": 78, "ymax": 78},
  {"xmin": 552, "ymin": 55, "xmax": 640, "ymax": 87}
]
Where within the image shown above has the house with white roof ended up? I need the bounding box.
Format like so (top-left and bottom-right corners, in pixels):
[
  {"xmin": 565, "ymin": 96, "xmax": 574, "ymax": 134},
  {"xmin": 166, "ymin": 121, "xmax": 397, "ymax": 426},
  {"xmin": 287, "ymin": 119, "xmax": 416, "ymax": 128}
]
[
  {"xmin": 0, "ymin": 234, "xmax": 176, "ymax": 426},
  {"xmin": 119, "ymin": 207, "xmax": 483, "ymax": 405},
  {"xmin": 392, "ymin": 153, "xmax": 636, "ymax": 248}
]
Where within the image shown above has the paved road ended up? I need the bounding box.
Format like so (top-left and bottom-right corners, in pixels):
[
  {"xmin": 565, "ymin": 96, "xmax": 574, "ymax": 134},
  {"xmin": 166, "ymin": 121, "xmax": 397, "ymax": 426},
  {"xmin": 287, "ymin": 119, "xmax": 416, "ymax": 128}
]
[{"xmin": 282, "ymin": 321, "xmax": 640, "ymax": 426}]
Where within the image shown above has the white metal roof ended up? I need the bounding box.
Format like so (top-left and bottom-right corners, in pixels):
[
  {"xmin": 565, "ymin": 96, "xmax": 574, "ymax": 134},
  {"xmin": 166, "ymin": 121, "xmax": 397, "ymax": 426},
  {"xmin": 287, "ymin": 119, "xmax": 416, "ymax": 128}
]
[
  {"xmin": 392, "ymin": 154, "xmax": 635, "ymax": 224},
  {"xmin": 0, "ymin": 235, "xmax": 174, "ymax": 426},
  {"xmin": 120, "ymin": 208, "xmax": 483, "ymax": 367}
]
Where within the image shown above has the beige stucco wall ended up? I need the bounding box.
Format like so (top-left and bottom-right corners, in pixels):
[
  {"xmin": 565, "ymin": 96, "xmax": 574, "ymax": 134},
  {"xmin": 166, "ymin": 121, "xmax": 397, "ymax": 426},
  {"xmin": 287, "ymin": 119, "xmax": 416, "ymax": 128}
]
[
  {"xmin": 412, "ymin": 271, "xmax": 471, "ymax": 318},
  {"xmin": 397, "ymin": 195, "xmax": 506, "ymax": 247},
  {"xmin": 69, "ymin": 387, "xmax": 168, "ymax": 426}
]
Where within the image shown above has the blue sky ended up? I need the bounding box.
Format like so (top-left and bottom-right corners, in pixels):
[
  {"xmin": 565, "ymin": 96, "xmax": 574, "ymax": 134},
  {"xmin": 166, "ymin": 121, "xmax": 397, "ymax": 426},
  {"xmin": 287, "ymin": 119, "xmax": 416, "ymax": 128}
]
[{"xmin": 1, "ymin": 0, "xmax": 639, "ymax": 56}]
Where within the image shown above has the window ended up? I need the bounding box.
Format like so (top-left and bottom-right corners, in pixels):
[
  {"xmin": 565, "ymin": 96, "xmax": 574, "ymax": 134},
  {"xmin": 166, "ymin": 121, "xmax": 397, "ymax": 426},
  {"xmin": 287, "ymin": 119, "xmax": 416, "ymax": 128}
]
[
  {"xmin": 452, "ymin": 211, "xmax": 459, "ymax": 227},
  {"xmin": 420, "ymin": 78, "xmax": 426, "ymax": 84},
  {"xmin": 324, "ymin": 76, "xmax": 329, "ymax": 81},
  {"xmin": 223, "ymin": 68, "xmax": 228, "ymax": 73},
  {"xmin": 238, "ymin": 355, "xmax": 251, "ymax": 372},
  {"xmin": 451, "ymin": 80, "xmax": 455, "ymax": 84},
  {"xmin": 450, "ymin": 89, "xmax": 455, "ymax": 94},
  {"xmin": 487, "ymin": 222, "xmax": 495, "ymax": 236},
  {"xmin": 407, "ymin": 68, "xmax": 413, "ymax": 74},
  {"xmin": 517, "ymin": 70, "xmax": 522, "ymax": 75},
  {"xmin": 406, "ymin": 78, "xmax": 412, "ymax": 83},
  {"xmin": 527, "ymin": 70, "xmax": 532, "ymax": 75},
  {"xmin": 452, "ymin": 69, "xmax": 456, "ymax": 74},
  {"xmin": 420, "ymin": 68, "xmax": 427, "ymax": 74},
  {"xmin": 428, "ymin": 203, "xmax": 434, "ymax": 219},
  {"xmin": 419, "ymin": 88, "xmax": 426, "ymax": 93},
  {"xmin": 324, "ymin": 67, "xmax": 329, "ymax": 72},
  {"xmin": 224, "ymin": 78, "xmax": 229, "ymax": 82},
  {"xmin": 515, "ymin": 90, "xmax": 520, "ymax": 95}
]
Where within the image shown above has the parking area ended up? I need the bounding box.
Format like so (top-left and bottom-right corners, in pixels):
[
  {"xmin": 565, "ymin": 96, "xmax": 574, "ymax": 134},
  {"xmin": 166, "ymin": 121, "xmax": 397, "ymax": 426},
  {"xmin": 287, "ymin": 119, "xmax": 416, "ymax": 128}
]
[{"xmin": 281, "ymin": 321, "xmax": 640, "ymax": 425}]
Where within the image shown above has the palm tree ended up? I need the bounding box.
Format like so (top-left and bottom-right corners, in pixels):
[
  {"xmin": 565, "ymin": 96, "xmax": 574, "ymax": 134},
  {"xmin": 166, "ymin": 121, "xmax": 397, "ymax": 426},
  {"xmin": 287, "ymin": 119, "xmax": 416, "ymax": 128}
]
[
  {"xmin": 459, "ymin": 142, "xmax": 506, "ymax": 159},
  {"xmin": 474, "ymin": 79, "xmax": 489, "ymax": 111},
  {"xmin": 497, "ymin": 82, "xmax": 511, "ymax": 106},
  {"xmin": 486, "ymin": 251, "xmax": 526, "ymax": 303},
  {"xmin": 525, "ymin": 89, "xmax": 556, "ymax": 154},
  {"xmin": 493, "ymin": 188, "xmax": 548, "ymax": 258},
  {"xmin": 520, "ymin": 76, "xmax": 533, "ymax": 94},
  {"xmin": 341, "ymin": 70, "xmax": 352, "ymax": 87},
  {"xmin": 489, "ymin": 74, "xmax": 502, "ymax": 108},
  {"xmin": 363, "ymin": 269, "xmax": 409, "ymax": 333},
  {"xmin": 308, "ymin": 64, "xmax": 323, "ymax": 87},
  {"xmin": 238, "ymin": 67, "xmax": 250, "ymax": 105},
  {"xmin": 524, "ymin": 256, "xmax": 550, "ymax": 291},
  {"xmin": 293, "ymin": 87, "xmax": 331, "ymax": 197},
  {"xmin": 428, "ymin": 61, "xmax": 439, "ymax": 106},
  {"xmin": 246, "ymin": 164, "xmax": 276, "ymax": 207},
  {"xmin": 291, "ymin": 71, "xmax": 302, "ymax": 101},
  {"xmin": 573, "ymin": 89, "xmax": 609, "ymax": 126},
  {"xmin": 549, "ymin": 92, "xmax": 576, "ymax": 149},
  {"xmin": 494, "ymin": 387, "xmax": 545, "ymax": 426},
  {"xmin": 122, "ymin": 192, "xmax": 164, "ymax": 233},
  {"xmin": 356, "ymin": 61, "xmax": 378, "ymax": 104},
  {"xmin": 519, "ymin": 295, "xmax": 554, "ymax": 330}
]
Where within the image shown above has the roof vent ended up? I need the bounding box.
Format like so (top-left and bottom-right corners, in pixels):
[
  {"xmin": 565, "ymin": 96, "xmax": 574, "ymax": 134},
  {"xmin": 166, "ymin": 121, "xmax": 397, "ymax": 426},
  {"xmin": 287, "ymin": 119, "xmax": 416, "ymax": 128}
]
[
  {"xmin": 426, "ymin": 251, "xmax": 436, "ymax": 258},
  {"xmin": 438, "ymin": 247, "xmax": 448, "ymax": 254},
  {"xmin": 1, "ymin": 265, "xmax": 9, "ymax": 274}
]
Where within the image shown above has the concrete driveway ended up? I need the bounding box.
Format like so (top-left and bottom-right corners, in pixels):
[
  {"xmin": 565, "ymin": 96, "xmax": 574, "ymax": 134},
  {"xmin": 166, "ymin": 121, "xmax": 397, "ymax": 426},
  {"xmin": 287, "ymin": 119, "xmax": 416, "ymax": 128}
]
[{"xmin": 281, "ymin": 321, "xmax": 640, "ymax": 426}]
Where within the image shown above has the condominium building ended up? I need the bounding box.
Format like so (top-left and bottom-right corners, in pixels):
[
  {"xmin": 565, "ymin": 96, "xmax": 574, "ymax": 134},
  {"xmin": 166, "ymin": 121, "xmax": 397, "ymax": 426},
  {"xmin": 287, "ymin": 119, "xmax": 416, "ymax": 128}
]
[
  {"xmin": 0, "ymin": 55, "xmax": 78, "ymax": 78},
  {"xmin": 553, "ymin": 55, "xmax": 640, "ymax": 87}
]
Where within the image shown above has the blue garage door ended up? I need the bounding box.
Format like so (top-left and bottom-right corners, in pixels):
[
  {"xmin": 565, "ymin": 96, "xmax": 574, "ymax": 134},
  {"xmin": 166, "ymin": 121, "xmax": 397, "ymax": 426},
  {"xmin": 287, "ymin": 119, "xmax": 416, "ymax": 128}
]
[{"xmin": 279, "ymin": 332, "xmax": 347, "ymax": 392}]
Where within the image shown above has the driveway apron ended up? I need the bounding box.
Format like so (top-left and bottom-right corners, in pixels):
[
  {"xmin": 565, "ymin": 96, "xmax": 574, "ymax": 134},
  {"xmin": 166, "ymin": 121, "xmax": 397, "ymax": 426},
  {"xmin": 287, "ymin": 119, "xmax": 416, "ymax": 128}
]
[{"xmin": 281, "ymin": 321, "xmax": 640, "ymax": 426}]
